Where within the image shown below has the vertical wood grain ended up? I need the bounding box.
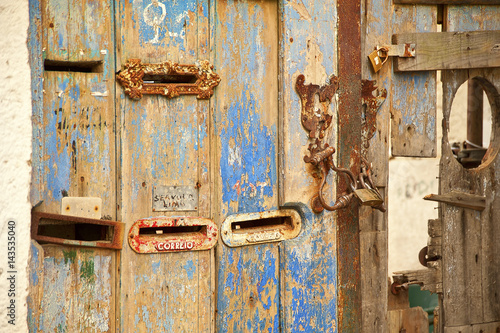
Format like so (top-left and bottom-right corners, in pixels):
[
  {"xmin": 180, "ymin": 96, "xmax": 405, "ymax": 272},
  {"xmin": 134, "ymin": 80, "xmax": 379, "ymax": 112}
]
[
  {"xmin": 39, "ymin": 246, "xmax": 116, "ymax": 332},
  {"xmin": 440, "ymin": 67, "xmax": 500, "ymax": 327},
  {"xmin": 30, "ymin": 1, "xmax": 117, "ymax": 331},
  {"xmin": 391, "ymin": 5, "xmax": 437, "ymax": 157},
  {"xmin": 214, "ymin": 1, "xmax": 280, "ymax": 331},
  {"xmin": 360, "ymin": 0, "xmax": 392, "ymax": 332},
  {"xmin": 117, "ymin": 1, "xmax": 213, "ymax": 331},
  {"xmin": 440, "ymin": 6, "xmax": 500, "ymax": 329},
  {"xmin": 280, "ymin": 0, "xmax": 343, "ymax": 331}
]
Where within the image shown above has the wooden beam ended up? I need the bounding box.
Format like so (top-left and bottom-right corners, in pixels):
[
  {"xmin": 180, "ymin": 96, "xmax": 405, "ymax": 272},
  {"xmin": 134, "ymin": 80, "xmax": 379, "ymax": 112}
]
[
  {"xmin": 424, "ymin": 191, "xmax": 486, "ymax": 211},
  {"xmin": 393, "ymin": 31, "xmax": 500, "ymax": 71},
  {"xmin": 394, "ymin": 0, "xmax": 500, "ymax": 4}
]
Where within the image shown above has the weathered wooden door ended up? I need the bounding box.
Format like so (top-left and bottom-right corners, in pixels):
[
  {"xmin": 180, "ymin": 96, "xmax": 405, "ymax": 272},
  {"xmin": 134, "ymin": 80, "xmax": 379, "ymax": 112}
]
[
  {"xmin": 435, "ymin": 7, "xmax": 500, "ymax": 332},
  {"xmin": 116, "ymin": 1, "xmax": 215, "ymax": 331},
  {"xmin": 28, "ymin": 0, "xmax": 120, "ymax": 331},
  {"xmin": 115, "ymin": 0, "xmax": 340, "ymax": 331},
  {"xmin": 28, "ymin": 0, "xmax": 369, "ymax": 332},
  {"xmin": 384, "ymin": 3, "xmax": 500, "ymax": 333}
]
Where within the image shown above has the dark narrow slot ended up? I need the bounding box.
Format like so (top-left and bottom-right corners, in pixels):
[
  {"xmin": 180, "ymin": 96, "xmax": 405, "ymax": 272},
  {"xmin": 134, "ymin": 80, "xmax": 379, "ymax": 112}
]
[
  {"xmin": 142, "ymin": 73, "xmax": 198, "ymax": 84},
  {"xmin": 38, "ymin": 222, "xmax": 112, "ymax": 242},
  {"xmin": 231, "ymin": 216, "xmax": 291, "ymax": 231},
  {"xmin": 139, "ymin": 225, "xmax": 206, "ymax": 235},
  {"xmin": 44, "ymin": 59, "xmax": 103, "ymax": 73}
]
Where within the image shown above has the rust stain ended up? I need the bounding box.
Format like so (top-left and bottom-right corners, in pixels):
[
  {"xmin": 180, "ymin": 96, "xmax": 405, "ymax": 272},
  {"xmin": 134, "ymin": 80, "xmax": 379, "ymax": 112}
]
[
  {"xmin": 117, "ymin": 59, "xmax": 221, "ymax": 100},
  {"xmin": 337, "ymin": 0, "xmax": 362, "ymax": 331},
  {"xmin": 295, "ymin": 74, "xmax": 339, "ymax": 139},
  {"xmin": 128, "ymin": 216, "xmax": 218, "ymax": 253},
  {"xmin": 361, "ymin": 79, "xmax": 387, "ymax": 154}
]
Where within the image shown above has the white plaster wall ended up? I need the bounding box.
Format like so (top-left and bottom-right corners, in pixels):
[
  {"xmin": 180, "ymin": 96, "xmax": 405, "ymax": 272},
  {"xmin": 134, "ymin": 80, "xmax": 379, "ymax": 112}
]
[{"xmin": 0, "ymin": 1, "xmax": 31, "ymax": 332}]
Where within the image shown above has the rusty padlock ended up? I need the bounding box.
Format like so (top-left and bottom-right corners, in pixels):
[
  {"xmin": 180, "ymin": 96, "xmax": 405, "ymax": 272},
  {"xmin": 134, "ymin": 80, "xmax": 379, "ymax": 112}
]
[
  {"xmin": 368, "ymin": 47, "xmax": 389, "ymax": 73},
  {"xmin": 353, "ymin": 187, "xmax": 384, "ymax": 207}
]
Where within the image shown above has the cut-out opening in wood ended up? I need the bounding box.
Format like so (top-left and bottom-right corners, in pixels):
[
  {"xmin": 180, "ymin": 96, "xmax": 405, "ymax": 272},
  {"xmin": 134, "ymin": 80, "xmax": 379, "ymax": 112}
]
[
  {"xmin": 44, "ymin": 59, "xmax": 103, "ymax": 73},
  {"xmin": 31, "ymin": 212, "xmax": 124, "ymax": 249},
  {"xmin": 449, "ymin": 77, "xmax": 496, "ymax": 169}
]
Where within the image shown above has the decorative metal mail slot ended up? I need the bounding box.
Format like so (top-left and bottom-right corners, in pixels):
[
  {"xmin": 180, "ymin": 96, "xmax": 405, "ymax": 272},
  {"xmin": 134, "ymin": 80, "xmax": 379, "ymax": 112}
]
[
  {"xmin": 117, "ymin": 59, "xmax": 220, "ymax": 100},
  {"xmin": 128, "ymin": 216, "xmax": 218, "ymax": 254},
  {"xmin": 221, "ymin": 209, "xmax": 302, "ymax": 248},
  {"xmin": 31, "ymin": 212, "xmax": 124, "ymax": 250}
]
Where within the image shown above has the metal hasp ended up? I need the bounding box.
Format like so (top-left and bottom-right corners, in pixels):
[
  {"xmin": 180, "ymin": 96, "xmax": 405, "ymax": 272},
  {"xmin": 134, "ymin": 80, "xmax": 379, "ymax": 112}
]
[
  {"xmin": 128, "ymin": 216, "xmax": 218, "ymax": 253},
  {"xmin": 368, "ymin": 43, "xmax": 416, "ymax": 73},
  {"xmin": 117, "ymin": 59, "xmax": 221, "ymax": 99},
  {"xmin": 296, "ymin": 75, "xmax": 387, "ymax": 213}
]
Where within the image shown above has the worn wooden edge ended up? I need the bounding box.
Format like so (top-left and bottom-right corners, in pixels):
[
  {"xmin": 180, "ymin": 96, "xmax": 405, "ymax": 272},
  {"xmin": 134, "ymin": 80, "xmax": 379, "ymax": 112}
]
[
  {"xmin": 388, "ymin": 307, "xmax": 429, "ymax": 333},
  {"xmin": 423, "ymin": 191, "xmax": 486, "ymax": 210},
  {"xmin": 444, "ymin": 321, "xmax": 500, "ymax": 333},
  {"xmin": 393, "ymin": 31, "xmax": 500, "ymax": 71}
]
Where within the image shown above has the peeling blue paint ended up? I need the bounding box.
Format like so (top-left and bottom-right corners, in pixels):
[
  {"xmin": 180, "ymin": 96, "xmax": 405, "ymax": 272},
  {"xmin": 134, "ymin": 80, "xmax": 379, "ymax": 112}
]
[{"xmin": 183, "ymin": 260, "xmax": 196, "ymax": 280}]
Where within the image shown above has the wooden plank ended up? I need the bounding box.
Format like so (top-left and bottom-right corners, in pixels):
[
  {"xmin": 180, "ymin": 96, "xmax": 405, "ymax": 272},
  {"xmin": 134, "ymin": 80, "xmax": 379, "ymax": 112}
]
[
  {"xmin": 43, "ymin": 0, "xmax": 69, "ymax": 61},
  {"xmin": 361, "ymin": 0, "xmax": 392, "ymax": 330},
  {"xmin": 360, "ymin": 231, "xmax": 388, "ymax": 332},
  {"xmin": 444, "ymin": 322, "xmax": 500, "ymax": 333},
  {"xmin": 36, "ymin": 0, "xmax": 116, "ymax": 216},
  {"xmin": 391, "ymin": 5, "xmax": 437, "ymax": 157},
  {"xmin": 280, "ymin": 0, "xmax": 341, "ymax": 331},
  {"xmin": 362, "ymin": 0, "xmax": 392, "ymax": 187},
  {"xmin": 444, "ymin": 8, "xmax": 500, "ymax": 327},
  {"xmin": 424, "ymin": 191, "xmax": 486, "ymax": 210},
  {"xmin": 280, "ymin": 209, "xmax": 337, "ymax": 332},
  {"xmin": 388, "ymin": 307, "xmax": 429, "ymax": 333},
  {"xmin": 27, "ymin": 241, "xmax": 44, "ymax": 332},
  {"xmin": 30, "ymin": 1, "xmax": 119, "ymax": 332},
  {"xmin": 38, "ymin": 245, "xmax": 116, "ymax": 332},
  {"xmin": 117, "ymin": 1, "xmax": 213, "ymax": 331},
  {"xmin": 214, "ymin": 1, "xmax": 280, "ymax": 331},
  {"xmin": 440, "ymin": 67, "xmax": 500, "ymax": 328},
  {"xmin": 394, "ymin": 31, "xmax": 500, "ymax": 72}
]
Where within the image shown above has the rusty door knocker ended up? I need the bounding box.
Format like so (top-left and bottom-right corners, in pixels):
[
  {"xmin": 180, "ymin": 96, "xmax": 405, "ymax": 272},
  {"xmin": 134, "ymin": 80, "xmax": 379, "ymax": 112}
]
[{"xmin": 296, "ymin": 74, "xmax": 386, "ymax": 213}]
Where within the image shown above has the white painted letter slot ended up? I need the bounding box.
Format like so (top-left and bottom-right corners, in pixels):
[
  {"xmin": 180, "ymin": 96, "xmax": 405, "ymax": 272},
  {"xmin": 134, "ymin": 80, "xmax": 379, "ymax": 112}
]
[{"xmin": 221, "ymin": 209, "xmax": 302, "ymax": 248}]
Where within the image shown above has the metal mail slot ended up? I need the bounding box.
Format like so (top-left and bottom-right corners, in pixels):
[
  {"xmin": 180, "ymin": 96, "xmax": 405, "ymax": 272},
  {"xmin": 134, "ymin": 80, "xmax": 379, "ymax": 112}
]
[
  {"xmin": 128, "ymin": 216, "xmax": 218, "ymax": 254},
  {"xmin": 31, "ymin": 211, "xmax": 124, "ymax": 250},
  {"xmin": 221, "ymin": 209, "xmax": 302, "ymax": 247}
]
